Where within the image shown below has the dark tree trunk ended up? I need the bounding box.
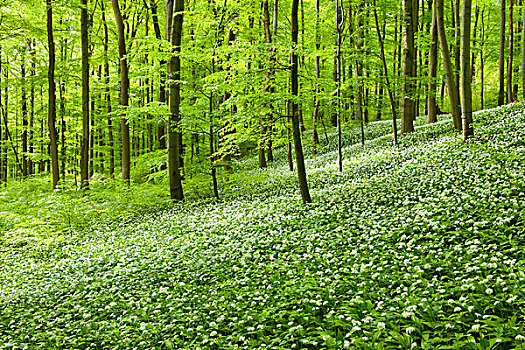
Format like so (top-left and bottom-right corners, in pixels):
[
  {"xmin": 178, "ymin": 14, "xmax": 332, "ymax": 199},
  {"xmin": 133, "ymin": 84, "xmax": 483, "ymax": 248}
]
[
  {"xmin": 151, "ymin": 0, "xmax": 167, "ymax": 150},
  {"xmin": 499, "ymin": 0, "xmax": 506, "ymax": 105},
  {"xmin": 21, "ymin": 54, "xmax": 28, "ymax": 177},
  {"xmin": 111, "ymin": 0, "xmax": 131, "ymax": 183},
  {"xmin": 80, "ymin": 0, "xmax": 90, "ymax": 189},
  {"xmin": 101, "ymin": 1, "xmax": 114, "ymax": 178},
  {"xmin": 291, "ymin": 0, "xmax": 311, "ymax": 204},
  {"xmin": 336, "ymin": 0, "xmax": 344, "ymax": 172},
  {"xmin": 461, "ymin": 0, "xmax": 473, "ymax": 139},
  {"xmin": 508, "ymin": 0, "xmax": 514, "ymax": 103},
  {"xmin": 436, "ymin": 0, "xmax": 462, "ymax": 131},
  {"xmin": 47, "ymin": 0, "xmax": 60, "ymax": 188},
  {"xmin": 400, "ymin": 0, "xmax": 416, "ymax": 134},
  {"xmin": 427, "ymin": 0, "xmax": 438, "ymax": 124},
  {"xmin": 373, "ymin": 0, "xmax": 398, "ymax": 146},
  {"xmin": 167, "ymin": 0, "xmax": 185, "ymax": 201}
]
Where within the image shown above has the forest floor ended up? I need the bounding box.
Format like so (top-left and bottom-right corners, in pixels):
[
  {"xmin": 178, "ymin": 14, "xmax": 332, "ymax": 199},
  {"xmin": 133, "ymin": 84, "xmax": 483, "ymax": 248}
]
[{"xmin": 1, "ymin": 103, "xmax": 525, "ymax": 349}]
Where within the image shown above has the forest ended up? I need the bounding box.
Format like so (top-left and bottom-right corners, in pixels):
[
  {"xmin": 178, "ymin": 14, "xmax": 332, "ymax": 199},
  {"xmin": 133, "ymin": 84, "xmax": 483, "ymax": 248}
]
[{"xmin": 1, "ymin": 0, "xmax": 525, "ymax": 348}]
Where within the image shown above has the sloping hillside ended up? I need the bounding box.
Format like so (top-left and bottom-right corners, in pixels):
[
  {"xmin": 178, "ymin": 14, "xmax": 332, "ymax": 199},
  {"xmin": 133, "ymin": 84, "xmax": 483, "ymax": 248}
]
[{"xmin": 1, "ymin": 104, "xmax": 524, "ymax": 349}]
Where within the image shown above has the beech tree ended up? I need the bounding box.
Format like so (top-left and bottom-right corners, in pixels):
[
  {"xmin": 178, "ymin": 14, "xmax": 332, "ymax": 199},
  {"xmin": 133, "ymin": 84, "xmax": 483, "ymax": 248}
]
[
  {"xmin": 167, "ymin": 0, "xmax": 184, "ymax": 201},
  {"xmin": 47, "ymin": 0, "xmax": 60, "ymax": 189},
  {"xmin": 291, "ymin": 0, "xmax": 311, "ymax": 204},
  {"xmin": 111, "ymin": 0, "xmax": 131, "ymax": 183}
]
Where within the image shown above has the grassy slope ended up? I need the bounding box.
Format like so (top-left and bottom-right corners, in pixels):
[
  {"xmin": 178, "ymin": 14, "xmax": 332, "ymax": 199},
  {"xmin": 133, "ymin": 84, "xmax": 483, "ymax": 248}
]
[{"xmin": 1, "ymin": 105, "xmax": 525, "ymax": 349}]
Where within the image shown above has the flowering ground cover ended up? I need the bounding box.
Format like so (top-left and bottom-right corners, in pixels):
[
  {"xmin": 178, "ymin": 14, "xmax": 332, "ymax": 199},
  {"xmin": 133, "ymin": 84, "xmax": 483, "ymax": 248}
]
[{"xmin": 1, "ymin": 104, "xmax": 524, "ymax": 349}]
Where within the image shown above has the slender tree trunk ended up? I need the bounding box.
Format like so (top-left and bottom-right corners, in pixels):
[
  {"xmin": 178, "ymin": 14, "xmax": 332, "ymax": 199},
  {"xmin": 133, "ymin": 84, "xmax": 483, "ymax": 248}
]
[
  {"xmin": 111, "ymin": 0, "xmax": 131, "ymax": 183},
  {"xmin": 461, "ymin": 0, "xmax": 473, "ymax": 140},
  {"xmin": 436, "ymin": 0, "xmax": 462, "ymax": 131},
  {"xmin": 29, "ymin": 40, "xmax": 35, "ymax": 175},
  {"xmin": 47, "ymin": 0, "xmax": 60, "ymax": 188},
  {"xmin": 0, "ymin": 47, "xmax": 3, "ymax": 185},
  {"xmin": 522, "ymin": 2, "xmax": 525, "ymax": 100},
  {"xmin": 453, "ymin": 0, "xmax": 461, "ymax": 99},
  {"xmin": 312, "ymin": 0, "xmax": 320, "ymax": 156},
  {"xmin": 355, "ymin": 4, "xmax": 365, "ymax": 145},
  {"xmin": 291, "ymin": 0, "xmax": 311, "ymax": 204},
  {"xmin": 373, "ymin": 0, "xmax": 398, "ymax": 146},
  {"xmin": 101, "ymin": 1, "xmax": 114, "ymax": 178},
  {"xmin": 508, "ymin": 0, "xmax": 514, "ymax": 103},
  {"xmin": 400, "ymin": 0, "xmax": 416, "ymax": 134},
  {"xmin": 336, "ymin": 0, "xmax": 344, "ymax": 172},
  {"xmin": 167, "ymin": 0, "xmax": 184, "ymax": 201},
  {"xmin": 80, "ymin": 0, "xmax": 90, "ymax": 188},
  {"xmin": 272, "ymin": 0, "xmax": 278, "ymax": 36},
  {"xmin": 21, "ymin": 54, "xmax": 28, "ymax": 177},
  {"xmin": 499, "ymin": 0, "xmax": 506, "ymax": 105},
  {"xmin": 481, "ymin": 7, "xmax": 485, "ymax": 108},
  {"xmin": 151, "ymin": 0, "xmax": 167, "ymax": 150},
  {"xmin": 427, "ymin": 1, "xmax": 438, "ymax": 124}
]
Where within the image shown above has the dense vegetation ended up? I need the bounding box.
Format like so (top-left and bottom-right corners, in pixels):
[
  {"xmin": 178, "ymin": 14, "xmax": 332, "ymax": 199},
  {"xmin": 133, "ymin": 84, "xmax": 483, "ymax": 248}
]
[{"xmin": 1, "ymin": 103, "xmax": 524, "ymax": 349}]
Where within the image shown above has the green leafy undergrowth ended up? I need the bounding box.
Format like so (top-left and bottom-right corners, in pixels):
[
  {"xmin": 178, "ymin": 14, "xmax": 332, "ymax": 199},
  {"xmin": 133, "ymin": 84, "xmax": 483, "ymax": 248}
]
[
  {"xmin": 1, "ymin": 104, "xmax": 525, "ymax": 349},
  {"xmin": 0, "ymin": 178, "xmax": 171, "ymax": 255}
]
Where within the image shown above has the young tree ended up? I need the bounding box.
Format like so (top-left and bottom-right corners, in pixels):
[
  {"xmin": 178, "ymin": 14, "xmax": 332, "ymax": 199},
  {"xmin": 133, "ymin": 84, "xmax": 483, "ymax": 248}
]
[
  {"xmin": 291, "ymin": 0, "xmax": 311, "ymax": 204},
  {"xmin": 47, "ymin": 0, "xmax": 60, "ymax": 189},
  {"xmin": 111, "ymin": 0, "xmax": 131, "ymax": 183},
  {"xmin": 167, "ymin": 0, "xmax": 184, "ymax": 201}
]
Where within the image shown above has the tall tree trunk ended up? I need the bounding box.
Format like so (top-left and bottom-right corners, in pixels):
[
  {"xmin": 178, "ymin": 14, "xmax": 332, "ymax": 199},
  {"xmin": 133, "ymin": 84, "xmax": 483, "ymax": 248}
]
[
  {"xmin": 373, "ymin": 0, "xmax": 398, "ymax": 146},
  {"xmin": 21, "ymin": 54, "xmax": 28, "ymax": 177},
  {"xmin": 336, "ymin": 0, "xmax": 344, "ymax": 172},
  {"xmin": 453, "ymin": 0, "xmax": 461, "ymax": 99},
  {"xmin": 355, "ymin": 3, "xmax": 365, "ymax": 145},
  {"xmin": 47, "ymin": 0, "xmax": 60, "ymax": 188},
  {"xmin": 508, "ymin": 0, "xmax": 514, "ymax": 103},
  {"xmin": 167, "ymin": 0, "xmax": 184, "ymax": 201},
  {"xmin": 312, "ymin": 0, "xmax": 320, "ymax": 156},
  {"xmin": 461, "ymin": 0, "xmax": 473, "ymax": 140},
  {"xmin": 436, "ymin": 0, "xmax": 462, "ymax": 131},
  {"xmin": 111, "ymin": 0, "xmax": 131, "ymax": 183},
  {"xmin": 498, "ymin": 0, "xmax": 506, "ymax": 105},
  {"xmin": 481, "ymin": 7, "xmax": 485, "ymax": 108},
  {"xmin": 291, "ymin": 0, "xmax": 311, "ymax": 204},
  {"xmin": 522, "ymin": 2, "xmax": 525, "ymax": 100},
  {"xmin": 80, "ymin": 0, "xmax": 90, "ymax": 189},
  {"xmin": 0, "ymin": 46, "xmax": 3, "ymax": 185},
  {"xmin": 29, "ymin": 40, "xmax": 36, "ymax": 175},
  {"xmin": 101, "ymin": 1, "xmax": 114, "ymax": 178},
  {"xmin": 272, "ymin": 0, "xmax": 279, "ymax": 37},
  {"xmin": 400, "ymin": 0, "xmax": 416, "ymax": 134},
  {"xmin": 151, "ymin": 0, "xmax": 167, "ymax": 150},
  {"xmin": 427, "ymin": 0, "xmax": 438, "ymax": 124}
]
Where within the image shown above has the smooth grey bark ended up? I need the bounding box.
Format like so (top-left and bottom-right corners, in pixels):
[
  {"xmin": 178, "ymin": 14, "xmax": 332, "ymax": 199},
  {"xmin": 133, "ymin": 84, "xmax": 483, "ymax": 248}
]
[
  {"xmin": 436, "ymin": 0, "xmax": 462, "ymax": 131},
  {"xmin": 400, "ymin": 0, "xmax": 416, "ymax": 134},
  {"xmin": 111, "ymin": 0, "xmax": 131, "ymax": 183},
  {"xmin": 461, "ymin": 0, "xmax": 473, "ymax": 140}
]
